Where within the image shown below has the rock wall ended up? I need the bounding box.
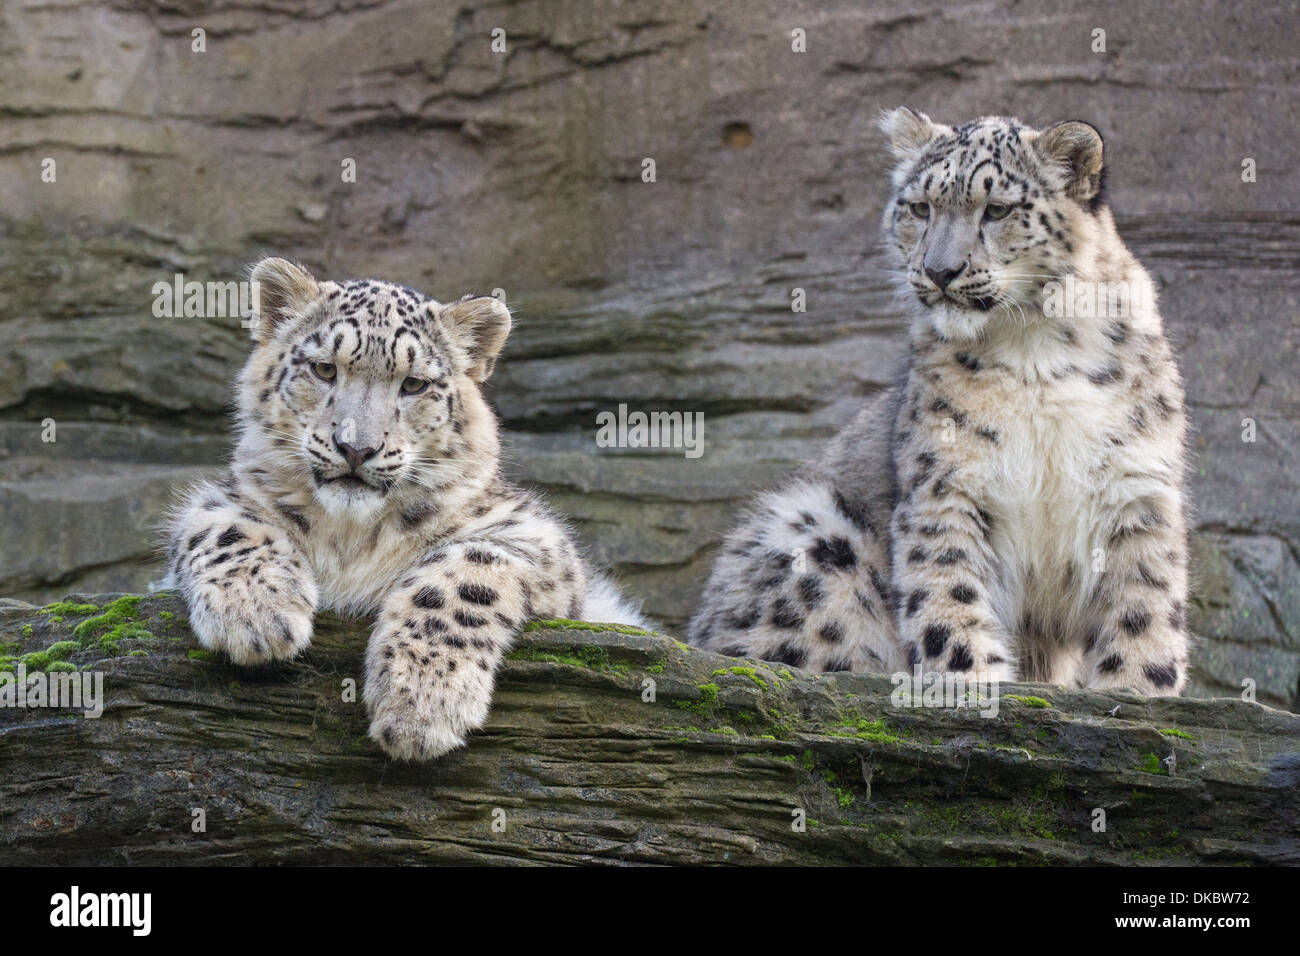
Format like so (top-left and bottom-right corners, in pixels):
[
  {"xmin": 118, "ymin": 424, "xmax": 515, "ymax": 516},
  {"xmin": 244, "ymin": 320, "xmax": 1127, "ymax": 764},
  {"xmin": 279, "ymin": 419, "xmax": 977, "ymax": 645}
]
[{"xmin": 1, "ymin": 0, "xmax": 1297, "ymax": 707}]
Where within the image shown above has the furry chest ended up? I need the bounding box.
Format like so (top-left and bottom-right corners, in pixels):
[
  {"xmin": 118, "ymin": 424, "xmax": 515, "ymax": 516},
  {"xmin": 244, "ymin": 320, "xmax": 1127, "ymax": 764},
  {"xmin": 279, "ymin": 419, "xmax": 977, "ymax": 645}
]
[
  {"xmin": 305, "ymin": 521, "xmax": 414, "ymax": 614},
  {"xmin": 974, "ymin": 388, "xmax": 1110, "ymax": 580}
]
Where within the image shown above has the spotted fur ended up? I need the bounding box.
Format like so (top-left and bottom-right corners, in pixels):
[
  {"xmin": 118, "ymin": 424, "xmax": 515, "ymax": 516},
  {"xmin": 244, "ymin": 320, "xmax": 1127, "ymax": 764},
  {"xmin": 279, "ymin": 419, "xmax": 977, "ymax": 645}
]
[
  {"xmin": 162, "ymin": 258, "xmax": 645, "ymax": 760},
  {"xmin": 689, "ymin": 110, "xmax": 1191, "ymax": 696}
]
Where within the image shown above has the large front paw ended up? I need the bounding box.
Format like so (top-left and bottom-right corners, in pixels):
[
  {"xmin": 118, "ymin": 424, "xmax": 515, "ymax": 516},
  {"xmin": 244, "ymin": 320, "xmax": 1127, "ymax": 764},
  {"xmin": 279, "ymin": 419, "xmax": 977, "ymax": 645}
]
[
  {"xmin": 367, "ymin": 698, "xmax": 488, "ymax": 762},
  {"xmin": 364, "ymin": 640, "xmax": 495, "ymax": 761},
  {"xmin": 188, "ymin": 570, "xmax": 316, "ymax": 667}
]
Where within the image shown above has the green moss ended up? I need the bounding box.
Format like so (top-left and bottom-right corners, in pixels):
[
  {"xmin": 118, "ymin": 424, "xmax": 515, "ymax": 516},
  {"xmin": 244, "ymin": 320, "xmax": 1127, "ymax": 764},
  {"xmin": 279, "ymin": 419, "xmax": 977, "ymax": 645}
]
[
  {"xmin": 916, "ymin": 795, "xmax": 1063, "ymax": 842},
  {"xmin": 20, "ymin": 624, "xmax": 33, "ymax": 638},
  {"xmin": 507, "ymin": 644, "xmax": 629, "ymax": 674},
  {"xmin": 894, "ymin": 772, "xmax": 1072, "ymax": 842},
  {"xmin": 1006, "ymin": 694, "xmax": 1053, "ymax": 708},
  {"xmin": 830, "ymin": 786, "xmax": 856, "ymax": 809},
  {"xmin": 826, "ymin": 717, "xmax": 903, "ymax": 745},
  {"xmin": 711, "ymin": 666, "xmax": 767, "ymax": 690},
  {"xmin": 6, "ymin": 638, "xmax": 85, "ymax": 672},
  {"xmin": 1136, "ymin": 752, "xmax": 1166, "ymax": 775},
  {"xmin": 522, "ymin": 617, "xmax": 652, "ymax": 636},
  {"xmin": 762, "ymin": 708, "xmax": 798, "ymax": 740},
  {"xmin": 674, "ymin": 682, "xmax": 720, "ymax": 718},
  {"xmin": 158, "ymin": 610, "xmax": 175, "ymax": 621},
  {"xmin": 45, "ymin": 661, "xmax": 78, "ymax": 672},
  {"xmin": 994, "ymin": 804, "xmax": 1060, "ymax": 840},
  {"xmin": 72, "ymin": 596, "xmax": 154, "ymax": 651},
  {"xmin": 1130, "ymin": 844, "xmax": 1187, "ymax": 861},
  {"xmin": 40, "ymin": 601, "xmax": 100, "ymax": 618},
  {"xmin": 1159, "ymin": 728, "xmax": 1196, "ymax": 741},
  {"xmin": 187, "ymin": 649, "xmax": 216, "ymax": 662}
]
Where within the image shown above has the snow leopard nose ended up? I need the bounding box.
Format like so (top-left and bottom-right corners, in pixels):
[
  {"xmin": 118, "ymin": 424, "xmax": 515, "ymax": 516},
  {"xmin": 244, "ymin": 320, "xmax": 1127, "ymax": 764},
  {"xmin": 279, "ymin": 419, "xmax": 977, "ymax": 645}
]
[
  {"xmin": 334, "ymin": 436, "xmax": 380, "ymax": 472},
  {"xmin": 925, "ymin": 262, "xmax": 966, "ymax": 291}
]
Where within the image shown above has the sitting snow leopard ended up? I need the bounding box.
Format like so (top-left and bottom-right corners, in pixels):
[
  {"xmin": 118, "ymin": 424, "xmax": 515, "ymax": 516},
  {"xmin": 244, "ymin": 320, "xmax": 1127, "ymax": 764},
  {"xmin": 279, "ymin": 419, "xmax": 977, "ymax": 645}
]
[
  {"xmin": 163, "ymin": 257, "xmax": 645, "ymax": 759},
  {"xmin": 688, "ymin": 108, "xmax": 1191, "ymax": 696}
]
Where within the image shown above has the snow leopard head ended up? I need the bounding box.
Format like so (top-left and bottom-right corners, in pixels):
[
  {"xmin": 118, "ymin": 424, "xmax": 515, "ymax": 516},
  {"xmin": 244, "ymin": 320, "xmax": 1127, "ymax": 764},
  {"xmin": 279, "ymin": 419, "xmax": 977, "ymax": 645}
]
[
  {"xmin": 879, "ymin": 108, "xmax": 1107, "ymax": 342},
  {"xmin": 238, "ymin": 258, "xmax": 509, "ymax": 517}
]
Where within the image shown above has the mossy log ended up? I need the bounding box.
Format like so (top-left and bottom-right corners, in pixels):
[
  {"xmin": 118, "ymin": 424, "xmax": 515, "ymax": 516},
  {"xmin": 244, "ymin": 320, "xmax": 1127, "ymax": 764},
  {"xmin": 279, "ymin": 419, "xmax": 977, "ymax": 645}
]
[{"xmin": 1, "ymin": 593, "xmax": 1297, "ymax": 865}]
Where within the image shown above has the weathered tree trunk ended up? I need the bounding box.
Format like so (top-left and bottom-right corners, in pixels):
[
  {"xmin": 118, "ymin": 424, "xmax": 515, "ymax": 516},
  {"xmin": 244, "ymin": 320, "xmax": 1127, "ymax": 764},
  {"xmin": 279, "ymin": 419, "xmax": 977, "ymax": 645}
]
[{"xmin": 1, "ymin": 593, "xmax": 1297, "ymax": 865}]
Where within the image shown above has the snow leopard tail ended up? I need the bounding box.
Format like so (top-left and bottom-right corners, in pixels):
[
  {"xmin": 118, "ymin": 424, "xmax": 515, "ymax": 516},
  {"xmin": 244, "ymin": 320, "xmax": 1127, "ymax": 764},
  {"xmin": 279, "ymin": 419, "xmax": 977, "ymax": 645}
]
[{"xmin": 581, "ymin": 570, "xmax": 652, "ymax": 630}]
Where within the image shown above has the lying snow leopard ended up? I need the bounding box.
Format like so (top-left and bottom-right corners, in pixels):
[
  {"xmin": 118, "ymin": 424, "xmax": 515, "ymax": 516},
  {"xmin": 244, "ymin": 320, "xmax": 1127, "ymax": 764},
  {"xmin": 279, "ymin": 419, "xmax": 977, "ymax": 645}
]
[
  {"xmin": 163, "ymin": 258, "xmax": 645, "ymax": 759},
  {"xmin": 689, "ymin": 109, "xmax": 1191, "ymax": 696}
]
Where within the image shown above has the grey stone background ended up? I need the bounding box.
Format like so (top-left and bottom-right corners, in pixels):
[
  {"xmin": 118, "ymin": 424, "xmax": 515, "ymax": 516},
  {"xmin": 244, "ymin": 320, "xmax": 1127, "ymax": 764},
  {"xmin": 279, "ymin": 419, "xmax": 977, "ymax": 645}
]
[{"xmin": 1, "ymin": 0, "xmax": 1296, "ymax": 708}]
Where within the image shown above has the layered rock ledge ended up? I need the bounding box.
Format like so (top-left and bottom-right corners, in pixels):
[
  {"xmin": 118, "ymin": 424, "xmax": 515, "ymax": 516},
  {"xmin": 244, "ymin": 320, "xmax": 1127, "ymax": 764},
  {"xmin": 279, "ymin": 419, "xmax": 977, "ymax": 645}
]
[{"xmin": 2, "ymin": 593, "xmax": 1296, "ymax": 865}]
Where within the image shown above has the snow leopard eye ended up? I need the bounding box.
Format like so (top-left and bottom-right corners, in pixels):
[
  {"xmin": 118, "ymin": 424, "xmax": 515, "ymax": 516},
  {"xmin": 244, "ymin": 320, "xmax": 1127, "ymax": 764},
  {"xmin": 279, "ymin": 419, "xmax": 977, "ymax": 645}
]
[
  {"xmin": 311, "ymin": 362, "xmax": 336, "ymax": 382},
  {"xmin": 909, "ymin": 202, "xmax": 930, "ymax": 219},
  {"xmin": 400, "ymin": 377, "xmax": 429, "ymax": 396},
  {"xmin": 984, "ymin": 203, "xmax": 1013, "ymax": 221}
]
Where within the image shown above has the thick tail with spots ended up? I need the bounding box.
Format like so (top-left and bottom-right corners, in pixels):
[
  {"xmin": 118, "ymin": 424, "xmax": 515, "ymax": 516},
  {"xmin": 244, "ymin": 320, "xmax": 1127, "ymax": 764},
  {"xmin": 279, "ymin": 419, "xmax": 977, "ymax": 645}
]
[{"xmin": 687, "ymin": 479, "xmax": 904, "ymax": 673}]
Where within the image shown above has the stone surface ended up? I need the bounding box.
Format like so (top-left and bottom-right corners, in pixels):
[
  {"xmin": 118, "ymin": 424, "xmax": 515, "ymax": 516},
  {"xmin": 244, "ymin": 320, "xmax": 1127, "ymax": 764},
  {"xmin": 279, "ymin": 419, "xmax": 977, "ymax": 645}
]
[
  {"xmin": 1, "ymin": 594, "xmax": 1297, "ymax": 865},
  {"xmin": 0, "ymin": 1, "xmax": 1296, "ymax": 709}
]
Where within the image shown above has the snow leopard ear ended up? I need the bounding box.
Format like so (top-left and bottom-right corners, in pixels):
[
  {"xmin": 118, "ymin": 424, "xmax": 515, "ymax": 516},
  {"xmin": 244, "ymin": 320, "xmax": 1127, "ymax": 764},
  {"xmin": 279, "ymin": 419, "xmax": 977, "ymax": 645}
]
[
  {"xmin": 249, "ymin": 257, "xmax": 320, "ymax": 343},
  {"xmin": 438, "ymin": 295, "xmax": 512, "ymax": 383},
  {"xmin": 1034, "ymin": 120, "xmax": 1106, "ymax": 205},
  {"xmin": 878, "ymin": 107, "xmax": 938, "ymax": 161}
]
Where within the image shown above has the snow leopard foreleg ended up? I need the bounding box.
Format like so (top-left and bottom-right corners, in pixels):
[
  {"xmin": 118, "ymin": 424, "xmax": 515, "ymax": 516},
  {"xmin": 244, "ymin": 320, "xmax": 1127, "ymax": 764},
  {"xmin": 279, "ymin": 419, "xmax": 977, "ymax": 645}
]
[
  {"xmin": 164, "ymin": 480, "xmax": 317, "ymax": 666},
  {"xmin": 1080, "ymin": 496, "xmax": 1190, "ymax": 695},
  {"xmin": 364, "ymin": 540, "xmax": 572, "ymax": 760},
  {"xmin": 890, "ymin": 466, "xmax": 1016, "ymax": 683}
]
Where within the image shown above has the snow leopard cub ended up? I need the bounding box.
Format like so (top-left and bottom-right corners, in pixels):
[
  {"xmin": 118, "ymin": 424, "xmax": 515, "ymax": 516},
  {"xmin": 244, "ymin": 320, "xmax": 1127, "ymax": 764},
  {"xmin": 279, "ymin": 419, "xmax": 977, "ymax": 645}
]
[
  {"xmin": 163, "ymin": 258, "xmax": 645, "ymax": 760},
  {"xmin": 689, "ymin": 109, "xmax": 1191, "ymax": 696}
]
